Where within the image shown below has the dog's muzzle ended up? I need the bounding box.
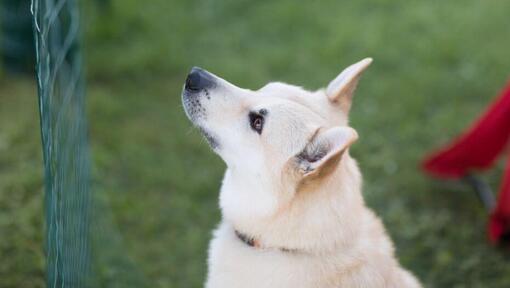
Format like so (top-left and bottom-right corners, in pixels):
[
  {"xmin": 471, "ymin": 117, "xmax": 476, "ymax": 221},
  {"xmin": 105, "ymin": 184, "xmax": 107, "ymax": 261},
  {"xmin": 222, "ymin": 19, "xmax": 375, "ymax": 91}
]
[
  {"xmin": 182, "ymin": 67, "xmax": 220, "ymax": 149},
  {"xmin": 182, "ymin": 67, "xmax": 217, "ymax": 120},
  {"xmin": 182, "ymin": 67, "xmax": 210, "ymax": 120}
]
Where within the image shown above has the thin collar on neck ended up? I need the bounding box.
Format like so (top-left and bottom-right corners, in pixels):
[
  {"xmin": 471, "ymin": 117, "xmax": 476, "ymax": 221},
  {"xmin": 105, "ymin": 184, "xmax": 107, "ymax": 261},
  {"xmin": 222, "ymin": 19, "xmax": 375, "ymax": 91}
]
[{"xmin": 234, "ymin": 229, "xmax": 299, "ymax": 253}]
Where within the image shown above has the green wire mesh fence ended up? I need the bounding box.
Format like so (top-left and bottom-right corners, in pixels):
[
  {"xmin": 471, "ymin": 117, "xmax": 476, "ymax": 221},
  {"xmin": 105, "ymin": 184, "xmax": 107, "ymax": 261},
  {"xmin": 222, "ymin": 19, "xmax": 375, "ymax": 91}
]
[
  {"xmin": 32, "ymin": 1, "xmax": 147, "ymax": 286},
  {"xmin": 32, "ymin": 0, "xmax": 91, "ymax": 286}
]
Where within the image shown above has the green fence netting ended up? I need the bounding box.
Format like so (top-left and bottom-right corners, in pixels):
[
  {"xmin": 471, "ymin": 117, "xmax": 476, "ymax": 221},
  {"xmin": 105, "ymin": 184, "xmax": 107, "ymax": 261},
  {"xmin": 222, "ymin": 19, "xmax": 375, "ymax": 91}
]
[
  {"xmin": 32, "ymin": 0, "xmax": 91, "ymax": 286},
  {"xmin": 32, "ymin": 1, "xmax": 147, "ymax": 287}
]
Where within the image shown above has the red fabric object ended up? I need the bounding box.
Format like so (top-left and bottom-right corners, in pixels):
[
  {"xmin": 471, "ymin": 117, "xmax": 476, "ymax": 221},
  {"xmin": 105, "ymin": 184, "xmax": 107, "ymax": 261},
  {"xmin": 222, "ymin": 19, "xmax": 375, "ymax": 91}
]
[
  {"xmin": 422, "ymin": 81, "xmax": 510, "ymax": 244},
  {"xmin": 489, "ymin": 155, "xmax": 510, "ymax": 244},
  {"xmin": 422, "ymin": 82, "xmax": 510, "ymax": 178}
]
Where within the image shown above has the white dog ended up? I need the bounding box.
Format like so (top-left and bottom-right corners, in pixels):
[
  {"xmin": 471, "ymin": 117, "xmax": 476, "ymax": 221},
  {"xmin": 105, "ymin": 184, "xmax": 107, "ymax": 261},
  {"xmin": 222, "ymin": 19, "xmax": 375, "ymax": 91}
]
[{"xmin": 182, "ymin": 59, "xmax": 421, "ymax": 288}]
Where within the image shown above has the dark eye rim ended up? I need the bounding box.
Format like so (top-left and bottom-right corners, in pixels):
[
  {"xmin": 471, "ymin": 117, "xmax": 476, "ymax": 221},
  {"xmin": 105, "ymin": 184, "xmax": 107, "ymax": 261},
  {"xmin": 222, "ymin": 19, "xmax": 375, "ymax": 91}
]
[{"xmin": 249, "ymin": 111, "xmax": 265, "ymax": 134}]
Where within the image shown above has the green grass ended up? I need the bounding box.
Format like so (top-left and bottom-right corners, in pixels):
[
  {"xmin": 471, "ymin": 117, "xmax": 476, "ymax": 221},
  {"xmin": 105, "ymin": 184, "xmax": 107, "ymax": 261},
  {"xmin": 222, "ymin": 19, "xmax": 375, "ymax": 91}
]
[{"xmin": 2, "ymin": 0, "xmax": 510, "ymax": 287}]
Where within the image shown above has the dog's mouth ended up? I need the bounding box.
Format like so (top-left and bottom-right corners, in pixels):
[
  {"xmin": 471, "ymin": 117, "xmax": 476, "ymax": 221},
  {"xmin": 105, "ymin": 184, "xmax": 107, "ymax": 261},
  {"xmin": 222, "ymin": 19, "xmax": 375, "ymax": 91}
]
[
  {"xmin": 181, "ymin": 67, "xmax": 224, "ymax": 150},
  {"xmin": 198, "ymin": 126, "xmax": 219, "ymax": 149},
  {"xmin": 181, "ymin": 88, "xmax": 220, "ymax": 150}
]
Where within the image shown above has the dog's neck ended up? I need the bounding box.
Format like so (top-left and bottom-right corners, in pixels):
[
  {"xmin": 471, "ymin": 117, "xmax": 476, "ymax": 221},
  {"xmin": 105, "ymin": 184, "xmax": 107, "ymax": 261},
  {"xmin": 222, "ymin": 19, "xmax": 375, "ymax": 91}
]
[
  {"xmin": 221, "ymin": 155, "xmax": 369, "ymax": 254},
  {"xmin": 234, "ymin": 229, "xmax": 300, "ymax": 253}
]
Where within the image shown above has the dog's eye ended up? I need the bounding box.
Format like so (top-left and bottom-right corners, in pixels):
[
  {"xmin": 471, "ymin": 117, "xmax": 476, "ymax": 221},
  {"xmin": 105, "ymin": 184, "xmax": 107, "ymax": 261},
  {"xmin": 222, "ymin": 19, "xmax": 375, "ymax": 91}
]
[{"xmin": 249, "ymin": 112, "xmax": 265, "ymax": 134}]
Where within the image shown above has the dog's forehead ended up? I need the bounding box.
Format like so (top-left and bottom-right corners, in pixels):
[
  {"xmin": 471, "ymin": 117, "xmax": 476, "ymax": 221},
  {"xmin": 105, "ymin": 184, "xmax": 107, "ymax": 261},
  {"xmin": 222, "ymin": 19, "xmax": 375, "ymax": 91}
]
[
  {"xmin": 258, "ymin": 82, "xmax": 310, "ymax": 98},
  {"xmin": 256, "ymin": 82, "xmax": 322, "ymax": 108},
  {"xmin": 254, "ymin": 82, "xmax": 332, "ymax": 121}
]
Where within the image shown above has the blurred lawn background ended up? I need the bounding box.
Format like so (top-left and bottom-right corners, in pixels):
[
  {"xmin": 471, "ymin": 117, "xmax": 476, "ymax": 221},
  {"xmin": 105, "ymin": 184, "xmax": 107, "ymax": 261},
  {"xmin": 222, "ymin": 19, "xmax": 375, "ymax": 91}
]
[{"xmin": 1, "ymin": 0, "xmax": 510, "ymax": 287}]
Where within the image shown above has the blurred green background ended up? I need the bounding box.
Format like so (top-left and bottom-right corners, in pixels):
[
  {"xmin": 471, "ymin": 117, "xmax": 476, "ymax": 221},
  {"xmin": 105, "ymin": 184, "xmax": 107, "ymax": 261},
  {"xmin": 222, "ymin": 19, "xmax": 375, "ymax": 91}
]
[{"xmin": 1, "ymin": 0, "xmax": 510, "ymax": 287}]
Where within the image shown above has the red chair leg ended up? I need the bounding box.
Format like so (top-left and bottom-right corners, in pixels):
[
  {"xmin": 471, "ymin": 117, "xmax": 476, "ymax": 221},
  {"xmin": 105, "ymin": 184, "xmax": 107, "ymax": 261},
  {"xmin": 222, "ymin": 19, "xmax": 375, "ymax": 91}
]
[{"xmin": 489, "ymin": 155, "xmax": 510, "ymax": 244}]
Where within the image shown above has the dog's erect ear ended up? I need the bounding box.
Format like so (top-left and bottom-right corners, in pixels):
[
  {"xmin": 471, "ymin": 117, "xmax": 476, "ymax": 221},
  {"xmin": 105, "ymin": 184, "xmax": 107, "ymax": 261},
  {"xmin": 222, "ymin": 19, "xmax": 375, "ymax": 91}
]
[
  {"xmin": 296, "ymin": 126, "xmax": 358, "ymax": 179},
  {"xmin": 326, "ymin": 58, "xmax": 372, "ymax": 112}
]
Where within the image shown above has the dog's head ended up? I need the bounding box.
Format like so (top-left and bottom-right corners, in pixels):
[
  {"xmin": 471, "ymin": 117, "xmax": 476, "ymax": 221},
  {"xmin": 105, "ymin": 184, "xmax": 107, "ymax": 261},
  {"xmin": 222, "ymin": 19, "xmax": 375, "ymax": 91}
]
[{"xmin": 182, "ymin": 59, "xmax": 371, "ymax": 221}]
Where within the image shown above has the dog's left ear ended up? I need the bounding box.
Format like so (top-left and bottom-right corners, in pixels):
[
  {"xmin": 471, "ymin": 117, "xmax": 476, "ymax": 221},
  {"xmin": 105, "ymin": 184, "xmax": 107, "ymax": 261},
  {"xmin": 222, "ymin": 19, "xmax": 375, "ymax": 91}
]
[
  {"xmin": 296, "ymin": 126, "xmax": 358, "ymax": 179},
  {"xmin": 326, "ymin": 58, "xmax": 372, "ymax": 112}
]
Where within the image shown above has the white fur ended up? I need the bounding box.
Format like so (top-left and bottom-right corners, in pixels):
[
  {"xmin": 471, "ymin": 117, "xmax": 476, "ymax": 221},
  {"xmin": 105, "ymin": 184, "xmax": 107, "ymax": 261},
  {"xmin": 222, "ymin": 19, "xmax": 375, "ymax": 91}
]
[{"xmin": 182, "ymin": 59, "xmax": 422, "ymax": 287}]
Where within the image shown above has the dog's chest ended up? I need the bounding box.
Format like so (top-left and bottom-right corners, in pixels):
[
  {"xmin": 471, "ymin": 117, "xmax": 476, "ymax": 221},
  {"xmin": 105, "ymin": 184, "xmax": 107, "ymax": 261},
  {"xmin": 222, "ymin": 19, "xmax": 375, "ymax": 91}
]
[{"xmin": 205, "ymin": 223, "xmax": 333, "ymax": 288}]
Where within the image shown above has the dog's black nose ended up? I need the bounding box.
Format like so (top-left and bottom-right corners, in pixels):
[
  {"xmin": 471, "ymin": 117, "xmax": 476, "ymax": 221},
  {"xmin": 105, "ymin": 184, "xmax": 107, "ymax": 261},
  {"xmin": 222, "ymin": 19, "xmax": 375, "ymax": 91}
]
[{"xmin": 185, "ymin": 67, "xmax": 215, "ymax": 92}]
